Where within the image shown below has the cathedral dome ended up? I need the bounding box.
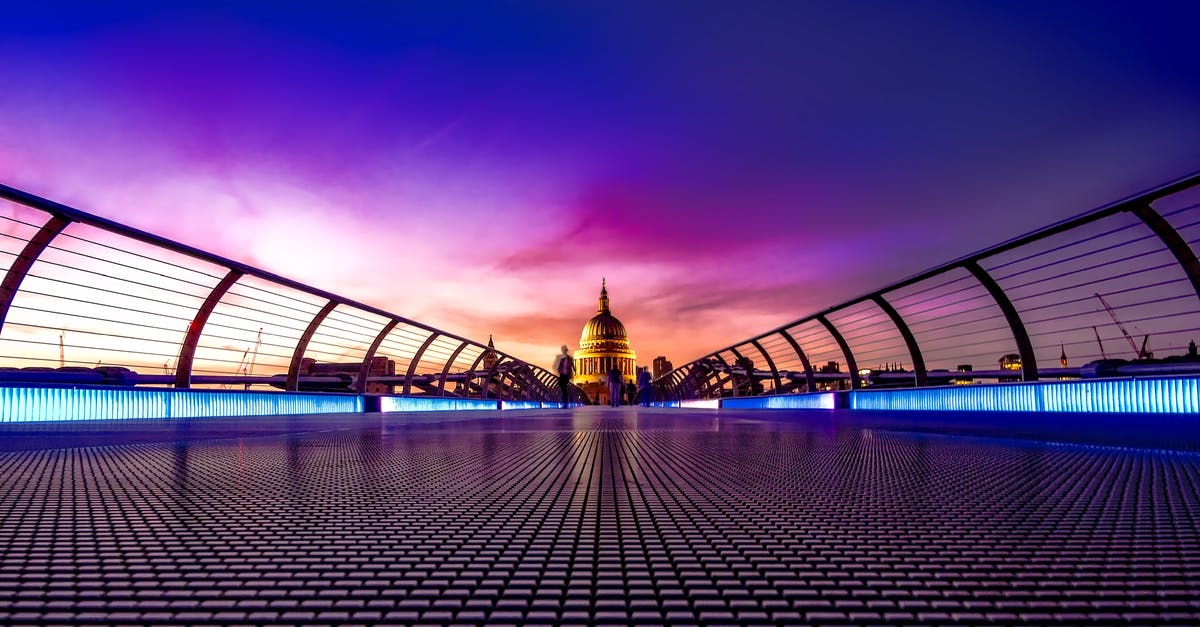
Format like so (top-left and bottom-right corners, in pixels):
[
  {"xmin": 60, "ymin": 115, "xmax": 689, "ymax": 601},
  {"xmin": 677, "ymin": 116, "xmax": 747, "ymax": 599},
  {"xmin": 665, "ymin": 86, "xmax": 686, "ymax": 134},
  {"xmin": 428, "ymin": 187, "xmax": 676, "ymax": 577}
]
[
  {"xmin": 579, "ymin": 280, "xmax": 631, "ymax": 349},
  {"xmin": 571, "ymin": 279, "xmax": 638, "ymax": 400},
  {"xmin": 581, "ymin": 313, "xmax": 627, "ymax": 343}
]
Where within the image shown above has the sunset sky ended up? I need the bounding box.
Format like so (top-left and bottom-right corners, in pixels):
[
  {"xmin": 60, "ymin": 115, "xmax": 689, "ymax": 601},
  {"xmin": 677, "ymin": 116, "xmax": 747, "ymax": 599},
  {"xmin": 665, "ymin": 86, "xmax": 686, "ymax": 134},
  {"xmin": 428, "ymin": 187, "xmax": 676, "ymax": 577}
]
[{"xmin": 2, "ymin": 1, "xmax": 1199, "ymax": 369}]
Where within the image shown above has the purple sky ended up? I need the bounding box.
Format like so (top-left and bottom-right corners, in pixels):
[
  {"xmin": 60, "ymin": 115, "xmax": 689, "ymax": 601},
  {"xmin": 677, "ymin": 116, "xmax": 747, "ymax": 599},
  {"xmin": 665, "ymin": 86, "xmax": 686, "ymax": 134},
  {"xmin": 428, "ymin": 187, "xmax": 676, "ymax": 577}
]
[{"xmin": 2, "ymin": 1, "xmax": 1198, "ymax": 367}]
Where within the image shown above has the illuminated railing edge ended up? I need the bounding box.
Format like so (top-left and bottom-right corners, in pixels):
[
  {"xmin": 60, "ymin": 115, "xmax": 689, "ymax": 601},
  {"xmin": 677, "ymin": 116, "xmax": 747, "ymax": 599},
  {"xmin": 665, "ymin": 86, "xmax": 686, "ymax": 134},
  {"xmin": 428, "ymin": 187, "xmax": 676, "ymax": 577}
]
[
  {"xmin": 720, "ymin": 393, "xmax": 837, "ymax": 410},
  {"xmin": 849, "ymin": 376, "xmax": 1200, "ymax": 414},
  {"xmin": 379, "ymin": 396, "xmax": 500, "ymax": 412},
  {"xmin": 0, "ymin": 385, "xmax": 363, "ymax": 423},
  {"xmin": 498, "ymin": 400, "xmax": 589, "ymax": 410}
]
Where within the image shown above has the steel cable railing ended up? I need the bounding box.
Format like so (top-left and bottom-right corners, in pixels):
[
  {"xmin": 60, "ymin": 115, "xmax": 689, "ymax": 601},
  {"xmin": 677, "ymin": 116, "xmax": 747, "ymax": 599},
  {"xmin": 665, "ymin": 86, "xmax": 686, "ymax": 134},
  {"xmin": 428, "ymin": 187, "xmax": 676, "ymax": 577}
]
[
  {"xmin": 0, "ymin": 183, "xmax": 557, "ymax": 400},
  {"xmin": 663, "ymin": 171, "xmax": 1200, "ymax": 399}
]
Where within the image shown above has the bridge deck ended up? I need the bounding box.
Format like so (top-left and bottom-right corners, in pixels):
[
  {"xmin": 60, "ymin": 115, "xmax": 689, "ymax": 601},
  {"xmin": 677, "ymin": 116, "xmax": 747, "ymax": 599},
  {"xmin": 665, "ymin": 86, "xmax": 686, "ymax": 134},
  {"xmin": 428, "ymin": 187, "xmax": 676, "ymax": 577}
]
[{"xmin": 1, "ymin": 408, "xmax": 1198, "ymax": 625}]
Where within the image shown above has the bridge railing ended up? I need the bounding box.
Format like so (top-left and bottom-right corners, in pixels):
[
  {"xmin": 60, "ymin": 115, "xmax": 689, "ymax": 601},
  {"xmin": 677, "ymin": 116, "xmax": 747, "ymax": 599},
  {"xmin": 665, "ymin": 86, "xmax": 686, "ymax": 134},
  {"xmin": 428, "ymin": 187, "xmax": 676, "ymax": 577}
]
[
  {"xmin": 659, "ymin": 171, "xmax": 1200, "ymax": 400},
  {"xmin": 0, "ymin": 183, "xmax": 573, "ymax": 402}
]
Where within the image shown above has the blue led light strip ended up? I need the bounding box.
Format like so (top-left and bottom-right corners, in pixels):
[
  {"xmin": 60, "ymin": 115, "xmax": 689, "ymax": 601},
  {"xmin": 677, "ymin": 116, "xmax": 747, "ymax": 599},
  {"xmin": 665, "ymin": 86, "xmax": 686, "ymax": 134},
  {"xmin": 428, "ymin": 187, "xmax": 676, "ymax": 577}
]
[
  {"xmin": 849, "ymin": 376, "xmax": 1199, "ymax": 414},
  {"xmin": 720, "ymin": 393, "xmax": 836, "ymax": 410},
  {"xmin": 0, "ymin": 386, "xmax": 362, "ymax": 423},
  {"xmin": 379, "ymin": 396, "xmax": 500, "ymax": 412}
]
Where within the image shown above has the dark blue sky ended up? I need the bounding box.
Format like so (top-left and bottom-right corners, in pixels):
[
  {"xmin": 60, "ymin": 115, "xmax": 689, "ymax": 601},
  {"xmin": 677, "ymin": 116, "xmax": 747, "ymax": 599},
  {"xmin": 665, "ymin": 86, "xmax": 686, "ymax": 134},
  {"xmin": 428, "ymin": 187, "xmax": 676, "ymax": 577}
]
[{"xmin": 1, "ymin": 1, "xmax": 1198, "ymax": 363}]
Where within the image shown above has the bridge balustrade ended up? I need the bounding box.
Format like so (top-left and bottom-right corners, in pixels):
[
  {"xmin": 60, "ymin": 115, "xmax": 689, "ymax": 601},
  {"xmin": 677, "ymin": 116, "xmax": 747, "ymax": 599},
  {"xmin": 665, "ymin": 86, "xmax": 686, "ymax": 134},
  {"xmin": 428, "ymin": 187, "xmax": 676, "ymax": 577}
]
[
  {"xmin": 662, "ymin": 172, "xmax": 1200, "ymax": 399},
  {"xmin": 0, "ymin": 183, "xmax": 570, "ymax": 403}
]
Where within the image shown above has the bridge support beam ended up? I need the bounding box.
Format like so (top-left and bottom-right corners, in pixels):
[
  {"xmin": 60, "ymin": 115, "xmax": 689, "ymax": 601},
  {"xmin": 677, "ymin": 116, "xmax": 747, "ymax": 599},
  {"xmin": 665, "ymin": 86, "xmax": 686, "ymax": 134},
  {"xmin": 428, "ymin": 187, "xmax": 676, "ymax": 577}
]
[
  {"xmin": 0, "ymin": 215, "xmax": 71, "ymax": 335},
  {"xmin": 712, "ymin": 353, "xmax": 737, "ymax": 397},
  {"xmin": 433, "ymin": 341, "xmax": 469, "ymax": 397},
  {"xmin": 175, "ymin": 269, "xmax": 243, "ymax": 388},
  {"xmin": 403, "ymin": 332, "xmax": 440, "ymax": 395},
  {"xmin": 779, "ymin": 329, "xmax": 816, "ymax": 393},
  {"xmin": 750, "ymin": 339, "xmax": 782, "ymax": 393},
  {"xmin": 1132, "ymin": 204, "xmax": 1200, "ymax": 306},
  {"xmin": 357, "ymin": 319, "xmax": 399, "ymax": 394},
  {"xmin": 965, "ymin": 261, "xmax": 1038, "ymax": 381},
  {"xmin": 817, "ymin": 315, "xmax": 861, "ymax": 389},
  {"xmin": 873, "ymin": 294, "xmax": 927, "ymax": 386},
  {"xmin": 287, "ymin": 300, "xmax": 338, "ymax": 391}
]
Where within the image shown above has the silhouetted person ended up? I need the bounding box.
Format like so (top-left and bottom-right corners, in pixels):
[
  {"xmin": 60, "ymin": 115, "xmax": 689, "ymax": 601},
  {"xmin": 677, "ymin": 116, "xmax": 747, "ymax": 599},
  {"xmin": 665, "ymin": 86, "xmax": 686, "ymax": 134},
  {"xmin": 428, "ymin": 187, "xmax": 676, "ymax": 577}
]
[
  {"xmin": 637, "ymin": 367, "xmax": 652, "ymax": 406},
  {"xmin": 1191, "ymin": 340, "xmax": 1197, "ymax": 358},
  {"xmin": 625, "ymin": 381, "xmax": 637, "ymax": 406},
  {"xmin": 607, "ymin": 366, "xmax": 623, "ymax": 407},
  {"xmin": 554, "ymin": 346, "xmax": 575, "ymax": 408}
]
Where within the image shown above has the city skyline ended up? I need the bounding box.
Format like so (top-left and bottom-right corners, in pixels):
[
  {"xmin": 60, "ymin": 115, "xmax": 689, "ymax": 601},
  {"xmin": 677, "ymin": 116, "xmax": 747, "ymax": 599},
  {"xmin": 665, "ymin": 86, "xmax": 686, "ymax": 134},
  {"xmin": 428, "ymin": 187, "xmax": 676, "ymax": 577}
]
[{"xmin": 2, "ymin": 2, "xmax": 1199, "ymax": 367}]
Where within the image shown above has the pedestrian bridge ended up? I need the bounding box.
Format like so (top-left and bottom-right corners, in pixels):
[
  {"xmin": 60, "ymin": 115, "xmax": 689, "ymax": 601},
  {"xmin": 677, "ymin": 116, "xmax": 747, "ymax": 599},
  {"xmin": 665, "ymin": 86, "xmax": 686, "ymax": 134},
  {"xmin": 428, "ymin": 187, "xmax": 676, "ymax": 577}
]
[{"xmin": 1, "ymin": 177, "xmax": 1200, "ymax": 625}]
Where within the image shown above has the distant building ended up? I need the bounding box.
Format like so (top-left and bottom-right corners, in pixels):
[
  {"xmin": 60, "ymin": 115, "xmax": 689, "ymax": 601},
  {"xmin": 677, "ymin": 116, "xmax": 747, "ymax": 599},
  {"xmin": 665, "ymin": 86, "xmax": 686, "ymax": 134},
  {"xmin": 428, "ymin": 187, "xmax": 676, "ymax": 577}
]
[
  {"xmin": 299, "ymin": 355, "xmax": 394, "ymax": 393},
  {"xmin": 999, "ymin": 353, "xmax": 1022, "ymax": 382},
  {"xmin": 573, "ymin": 280, "xmax": 637, "ymax": 405},
  {"xmin": 478, "ymin": 336, "xmax": 502, "ymax": 398},
  {"xmin": 816, "ymin": 360, "xmax": 844, "ymax": 391},
  {"xmin": 954, "ymin": 363, "xmax": 973, "ymax": 385},
  {"xmin": 652, "ymin": 356, "xmax": 673, "ymax": 379},
  {"xmin": 482, "ymin": 335, "xmax": 499, "ymax": 370}
]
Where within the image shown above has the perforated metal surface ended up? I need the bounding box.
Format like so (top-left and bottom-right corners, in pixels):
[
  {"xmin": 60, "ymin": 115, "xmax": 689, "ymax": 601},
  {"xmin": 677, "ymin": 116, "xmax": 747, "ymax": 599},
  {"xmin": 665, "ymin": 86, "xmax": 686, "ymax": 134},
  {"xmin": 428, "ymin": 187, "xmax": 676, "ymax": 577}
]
[{"xmin": 1, "ymin": 408, "xmax": 1199, "ymax": 625}]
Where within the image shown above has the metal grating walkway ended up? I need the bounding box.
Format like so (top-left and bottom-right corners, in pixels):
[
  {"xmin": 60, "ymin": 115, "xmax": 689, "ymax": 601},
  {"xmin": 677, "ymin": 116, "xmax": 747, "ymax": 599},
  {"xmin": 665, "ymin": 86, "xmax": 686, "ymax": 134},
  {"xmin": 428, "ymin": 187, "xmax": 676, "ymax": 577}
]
[{"xmin": 1, "ymin": 408, "xmax": 1199, "ymax": 625}]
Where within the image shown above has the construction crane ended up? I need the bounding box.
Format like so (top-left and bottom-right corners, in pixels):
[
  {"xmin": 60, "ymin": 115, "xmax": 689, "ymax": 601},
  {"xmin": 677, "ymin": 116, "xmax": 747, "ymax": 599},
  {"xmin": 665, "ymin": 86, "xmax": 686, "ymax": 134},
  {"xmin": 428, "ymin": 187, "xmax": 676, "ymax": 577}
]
[
  {"xmin": 1092, "ymin": 326, "xmax": 1106, "ymax": 360},
  {"xmin": 244, "ymin": 328, "xmax": 263, "ymax": 389},
  {"xmin": 245, "ymin": 328, "xmax": 263, "ymax": 376},
  {"xmin": 1094, "ymin": 293, "xmax": 1153, "ymax": 359},
  {"xmin": 234, "ymin": 348, "xmax": 250, "ymax": 376}
]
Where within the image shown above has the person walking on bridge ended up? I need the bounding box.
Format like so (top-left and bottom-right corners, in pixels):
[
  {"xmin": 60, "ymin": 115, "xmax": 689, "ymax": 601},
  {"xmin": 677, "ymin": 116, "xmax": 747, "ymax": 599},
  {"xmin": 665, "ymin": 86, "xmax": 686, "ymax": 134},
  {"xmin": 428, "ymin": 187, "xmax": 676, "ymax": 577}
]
[
  {"xmin": 554, "ymin": 345, "xmax": 575, "ymax": 408},
  {"xmin": 607, "ymin": 366, "xmax": 623, "ymax": 407},
  {"xmin": 637, "ymin": 367, "xmax": 652, "ymax": 406}
]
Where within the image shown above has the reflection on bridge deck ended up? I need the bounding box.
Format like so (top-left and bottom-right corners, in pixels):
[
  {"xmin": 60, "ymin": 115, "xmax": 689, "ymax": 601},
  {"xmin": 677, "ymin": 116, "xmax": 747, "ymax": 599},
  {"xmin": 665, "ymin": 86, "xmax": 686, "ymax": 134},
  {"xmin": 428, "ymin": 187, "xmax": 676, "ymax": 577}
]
[{"xmin": 1, "ymin": 408, "xmax": 1197, "ymax": 625}]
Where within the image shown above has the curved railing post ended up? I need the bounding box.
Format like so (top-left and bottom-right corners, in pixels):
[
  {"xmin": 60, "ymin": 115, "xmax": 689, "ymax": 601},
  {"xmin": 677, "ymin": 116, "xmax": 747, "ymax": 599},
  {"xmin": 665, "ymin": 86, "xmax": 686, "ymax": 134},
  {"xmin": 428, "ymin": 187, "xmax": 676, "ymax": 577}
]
[
  {"xmin": 286, "ymin": 300, "xmax": 338, "ymax": 391},
  {"xmin": 964, "ymin": 261, "xmax": 1038, "ymax": 381},
  {"xmin": 1132, "ymin": 204, "xmax": 1200, "ymax": 305},
  {"xmin": 668, "ymin": 368, "xmax": 688, "ymax": 400},
  {"xmin": 712, "ymin": 353, "xmax": 737, "ymax": 397},
  {"xmin": 436, "ymin": 341, "xmax": 471, "ymax": 396},
  {"xmin": 872, "ymin": 294, "xmax": 927, "ymax": 386},
  {"xmin": 689, "ymin": 361, "xmax": 714, "ymax": 398},
  {"xmin": 355, "ymin": 319, "xmax": 399, "ymax": 394},
  {"xmin": 175, "ymin": 269, "xmax": 243, "ymax": 388},
  {"xmin": 700, "ymin": 360, "xmax": 727, "ymax": 398},
  {"xmin": 729, "ymin": 347, "xmax": 755, "ymax": 396},
  {"xmin": 0, "ymin": 215, "xmax": 71, "ymax": 334},
  {"xmin": 463, "ymin": 349, "xmax": 489, "ymax": 398},
  {"xmin": 749, "ymin": 339, "xmax": 782, "ymax": 394},
  {"xmin": 402, "ymin": 332, "xmax": 440, "ymax": 395},
  {"xmin": 659, "ymin": 368, "xmax": 683, "ymax": 399},
  {"xmin": 672, "ymin": 368, "xmax": 690, "ymax": 400},
  {"xmin": 495, "ymin": 363, "xmax": 514, "ymax": 400},
  {"xmin": 817, "ymin": 314, "xmax": 861, "ymax": 389},
  {"xmin": 778, "ymin": 329, "xmax": 816, "ymax": 393}
]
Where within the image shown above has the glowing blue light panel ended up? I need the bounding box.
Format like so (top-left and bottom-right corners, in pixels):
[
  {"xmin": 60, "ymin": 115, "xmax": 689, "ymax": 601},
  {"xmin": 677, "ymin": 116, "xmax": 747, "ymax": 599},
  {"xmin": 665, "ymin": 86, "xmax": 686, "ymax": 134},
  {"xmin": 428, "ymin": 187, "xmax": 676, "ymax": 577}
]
[
  {"xmin": 720, "ymin": 393, "xmax": 836, "ymax": 410},
  {"xmin": 379, "ymin": 396, "xmax": 500, "ymax": 412},
  {"xmin": 0, "ymin": 386, "xmax": 362, "ymax": 423},
  {"xmin": 500, "ymin": 400, "xmax": 542, "ymax": 410},
  {"xmin": 498, "ymin": 401, "xmax": 586, "ymax": 410},
  {"xmin": 680, "ymin": 399, "xmax": 720, "ymax": 409},
  {"xmin": 850, "ymin": 376, "xmax": 1199, "ymax": 414}
]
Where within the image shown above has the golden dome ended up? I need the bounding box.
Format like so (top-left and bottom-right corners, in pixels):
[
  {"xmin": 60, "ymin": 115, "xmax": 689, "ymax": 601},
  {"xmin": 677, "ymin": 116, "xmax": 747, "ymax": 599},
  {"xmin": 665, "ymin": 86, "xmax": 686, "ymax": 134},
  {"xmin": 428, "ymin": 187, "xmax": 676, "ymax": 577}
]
[
  {"xmin": 581, "ymin": 313, "xmax": 627, "ymax": 343},
  {"xmin": 579, "ymin": 280, "xmax": 631, "ymax": 349},
  {"xmin": 572, "ymin": 279, "xmax": 638, "ymax": 398}
]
